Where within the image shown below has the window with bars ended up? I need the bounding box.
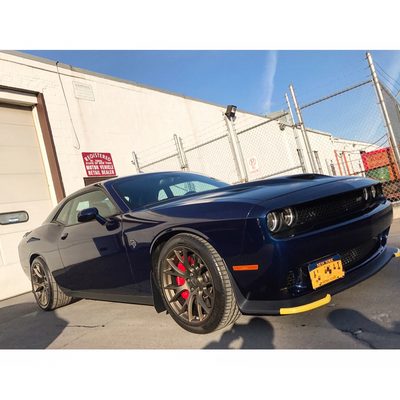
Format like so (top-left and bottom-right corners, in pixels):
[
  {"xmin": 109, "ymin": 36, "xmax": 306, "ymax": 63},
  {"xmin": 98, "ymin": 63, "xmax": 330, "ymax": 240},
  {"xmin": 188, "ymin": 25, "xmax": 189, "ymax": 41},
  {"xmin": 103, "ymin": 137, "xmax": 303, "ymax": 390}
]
[
  {"xmin": 330, "ymin": 162, "xmax": 337, "ymax": 176},
  {"xmin": 296, "ymin": 149, "xmax": 307, "ymax": 173},
  {"xmin": 313, "ymin": 151, "xmax": 323, "ymax": 174}
]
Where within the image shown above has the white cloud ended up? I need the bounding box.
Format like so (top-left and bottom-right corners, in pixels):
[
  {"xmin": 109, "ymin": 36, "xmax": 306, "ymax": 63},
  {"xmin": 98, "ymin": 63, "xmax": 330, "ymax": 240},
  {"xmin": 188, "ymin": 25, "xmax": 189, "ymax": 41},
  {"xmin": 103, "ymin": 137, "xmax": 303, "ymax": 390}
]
[{"xmin": 262, "ymin": 51, "xmax": 278, "ymax": 114}]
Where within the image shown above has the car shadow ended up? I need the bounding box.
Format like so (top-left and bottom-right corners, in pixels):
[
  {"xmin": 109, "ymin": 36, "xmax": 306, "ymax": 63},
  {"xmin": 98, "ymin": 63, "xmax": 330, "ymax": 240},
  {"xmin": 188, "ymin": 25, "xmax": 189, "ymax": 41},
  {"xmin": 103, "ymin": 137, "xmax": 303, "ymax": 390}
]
[
  {"xmin": 203, "ymin": 317, "xmax": 275, "ymax": 349},
  {"xmin": 327, "ymin": 308, "xmax": 400, "ymax": 349},
  {"xmin": 0, "ymin": 302, "xmax": 68, "ymax": 349}
]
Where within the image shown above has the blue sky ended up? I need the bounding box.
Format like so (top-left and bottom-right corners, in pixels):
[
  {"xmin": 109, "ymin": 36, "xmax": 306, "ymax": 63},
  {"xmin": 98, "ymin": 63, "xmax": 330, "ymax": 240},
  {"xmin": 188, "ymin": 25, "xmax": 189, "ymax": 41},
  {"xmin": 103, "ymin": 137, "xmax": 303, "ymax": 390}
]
[{"xmin": 23, "ymin": 50, "xmax": 400, "ymax": 143}]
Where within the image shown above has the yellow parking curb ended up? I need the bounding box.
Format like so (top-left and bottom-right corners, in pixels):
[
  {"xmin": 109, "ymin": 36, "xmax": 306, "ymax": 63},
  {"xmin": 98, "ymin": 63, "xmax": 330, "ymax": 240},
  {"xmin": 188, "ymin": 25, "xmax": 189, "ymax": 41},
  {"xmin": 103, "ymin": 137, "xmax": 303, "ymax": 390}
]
[
  {"xmin": 394, "ymin": 248, "xmax": 400, "ymax": 258},
  {"xmin": 280, "ymin": 294, "xmax": 331, "ymax": 315}
]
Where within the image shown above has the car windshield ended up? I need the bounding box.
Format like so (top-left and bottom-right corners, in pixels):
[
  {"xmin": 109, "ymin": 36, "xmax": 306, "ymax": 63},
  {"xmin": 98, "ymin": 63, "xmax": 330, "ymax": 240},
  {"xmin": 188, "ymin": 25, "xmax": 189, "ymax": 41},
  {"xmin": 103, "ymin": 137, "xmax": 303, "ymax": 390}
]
[{"xmin": 111, "ymin": 172, "xmax": 229, "ymax": 210}]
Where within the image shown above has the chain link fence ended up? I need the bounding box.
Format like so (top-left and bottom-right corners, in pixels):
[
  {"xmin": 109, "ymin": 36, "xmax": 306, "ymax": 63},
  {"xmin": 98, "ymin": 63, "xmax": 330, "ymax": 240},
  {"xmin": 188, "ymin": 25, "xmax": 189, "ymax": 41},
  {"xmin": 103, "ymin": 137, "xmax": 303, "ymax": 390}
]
[
  {"xmin": 298, "ymin": 78, "xmax": 400, "ymax": 202},
  {"xmin": 132, "ymin": 55, "xmax": 400, "ymax": 204},
  {"xmin": 300, "ymin": 80, "xmax": 384, "ymax": 174},
  {"xmin": 236, "ymin": 114, "xmax": 304, "ymax": 180},
  {"xmin": 133, "ymin": 137, "xmax": 181, "ymax": 173}
]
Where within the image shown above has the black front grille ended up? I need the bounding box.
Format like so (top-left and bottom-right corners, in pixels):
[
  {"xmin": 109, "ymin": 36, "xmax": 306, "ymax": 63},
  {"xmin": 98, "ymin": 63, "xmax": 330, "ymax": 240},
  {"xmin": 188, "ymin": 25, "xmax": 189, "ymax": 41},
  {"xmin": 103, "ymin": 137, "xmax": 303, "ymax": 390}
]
[
  {"xmin": 297, "ymin": 190, "xmax": 364, "ymax": 223},
  {"xmin": 292, "ymin": 188, "xmax": 383, "ymax": 234},
  {"xmin": 341, "ymin": 238, "xmax": 380, "ymax": 271}
]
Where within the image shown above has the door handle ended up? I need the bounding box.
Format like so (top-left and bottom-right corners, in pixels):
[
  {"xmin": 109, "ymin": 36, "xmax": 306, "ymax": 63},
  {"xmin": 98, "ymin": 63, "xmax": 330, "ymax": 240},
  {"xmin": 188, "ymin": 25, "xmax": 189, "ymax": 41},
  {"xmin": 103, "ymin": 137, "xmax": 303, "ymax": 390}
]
[{"xmin": 61, "ymin": 232, "xmax": 69, "ymax": 240}]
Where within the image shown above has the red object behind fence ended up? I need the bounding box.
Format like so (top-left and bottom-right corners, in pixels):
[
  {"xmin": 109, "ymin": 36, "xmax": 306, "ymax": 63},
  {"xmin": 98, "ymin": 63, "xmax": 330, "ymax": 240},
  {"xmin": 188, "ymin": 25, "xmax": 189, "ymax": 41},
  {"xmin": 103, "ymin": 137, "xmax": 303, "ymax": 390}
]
[
  {"xmin": 361, "ymin": 147, "xmax": 393, "ymax": 171},
  {"xmin": 361, "ymin": 147, "xmax": 400, "ymax": 181}
]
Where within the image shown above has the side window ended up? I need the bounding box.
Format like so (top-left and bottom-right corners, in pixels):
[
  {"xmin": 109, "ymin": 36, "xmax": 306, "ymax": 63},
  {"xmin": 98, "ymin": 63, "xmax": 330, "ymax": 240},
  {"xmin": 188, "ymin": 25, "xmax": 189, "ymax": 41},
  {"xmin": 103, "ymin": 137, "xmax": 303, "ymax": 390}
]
[
  {"xmin": 190, "ymin": 181, "xmax": 218, "ymax": 192},
  {"xmin": 67, "ymin": 190, "xmax": 119, "ymax": 226},
  {"xmin": 168, "ymin": 181, "xmax": 214, "ymax": 197},
  {"xmin": 158, "ymin": 189, "xmax": 168, "ymax": 200},
  {"xmin": 55, "ymin": 201, "xmax": 73, "ymax": 225},
  {"xmin": 169, "ymin": 182, "xmax": 194, "ymax": 196},
  {"xmin": 76, "ymin": 200, "xmax": 90, "ymax": 211}
]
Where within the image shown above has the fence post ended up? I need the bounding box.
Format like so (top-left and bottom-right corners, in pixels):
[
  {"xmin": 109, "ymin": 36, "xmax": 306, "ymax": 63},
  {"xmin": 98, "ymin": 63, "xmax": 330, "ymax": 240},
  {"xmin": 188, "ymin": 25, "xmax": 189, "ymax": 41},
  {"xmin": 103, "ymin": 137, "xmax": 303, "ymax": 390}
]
[
  {"xmin": 224, "ymin": 105, "xmax": 248, "ymax": 182},
  {"xmin": 285, "ymin": 92, "xmax": 307, "ymax": 173},
  {"xmin": 131, "ymin": 151, "xmax": 141, "ymax": 173},
  {"xmin": 289, "ymin": 84, "xmax": 318, "ymax": 174},
  {"xmin": 173, "ymin": 134, "xmax": 189, "ymax": 170},
  {"xmin": 366, "ymin": 51, "xmax": 400, "ymax": 170}
]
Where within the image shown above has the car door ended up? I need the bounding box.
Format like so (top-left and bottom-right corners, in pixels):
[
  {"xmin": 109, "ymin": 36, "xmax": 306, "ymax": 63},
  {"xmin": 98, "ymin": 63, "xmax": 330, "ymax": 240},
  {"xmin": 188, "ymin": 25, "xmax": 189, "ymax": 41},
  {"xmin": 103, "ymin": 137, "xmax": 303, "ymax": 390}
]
[{"xmin": 56, "ymin": 189, "xmax": 134, "ymax": 296}]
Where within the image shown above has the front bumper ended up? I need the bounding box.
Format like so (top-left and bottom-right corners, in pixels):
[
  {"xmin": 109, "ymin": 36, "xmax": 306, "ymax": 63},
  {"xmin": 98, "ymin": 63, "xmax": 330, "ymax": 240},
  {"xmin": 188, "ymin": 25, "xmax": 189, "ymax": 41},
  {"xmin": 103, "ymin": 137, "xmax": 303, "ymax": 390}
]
[{"xmin": 236, "ymin": 245, "xmax": 397, "ymax": 315}]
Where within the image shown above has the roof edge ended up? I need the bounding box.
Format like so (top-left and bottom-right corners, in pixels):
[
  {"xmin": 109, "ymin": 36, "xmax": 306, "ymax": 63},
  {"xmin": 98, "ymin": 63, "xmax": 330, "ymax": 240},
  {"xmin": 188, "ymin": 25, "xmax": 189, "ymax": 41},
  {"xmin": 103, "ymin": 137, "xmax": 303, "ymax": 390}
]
[{"xmin": 2, "ymin": 50, "xmax": 266, "ymax": 119}]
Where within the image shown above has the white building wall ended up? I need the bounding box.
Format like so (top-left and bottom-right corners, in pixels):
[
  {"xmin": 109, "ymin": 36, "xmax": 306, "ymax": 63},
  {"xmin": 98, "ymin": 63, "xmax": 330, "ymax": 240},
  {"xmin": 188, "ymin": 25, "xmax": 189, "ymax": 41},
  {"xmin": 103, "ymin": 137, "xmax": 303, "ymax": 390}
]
[
  {"xmin": 0, "ymin": 52, "xmax": 266, "ymax": 195},
  {"xmin": 236, "ymin": 122, "xmax": 303, "ymax": 180},
  {"xmin": 303, "ymin": 129, "xmax": 379, "ymax": 177}
]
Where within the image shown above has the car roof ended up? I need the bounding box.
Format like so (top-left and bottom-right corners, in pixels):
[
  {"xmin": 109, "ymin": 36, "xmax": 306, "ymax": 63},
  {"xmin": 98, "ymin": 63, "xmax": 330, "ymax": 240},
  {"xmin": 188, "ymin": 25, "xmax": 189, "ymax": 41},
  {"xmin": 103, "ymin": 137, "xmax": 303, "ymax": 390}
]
[
  {"xmin": 97, "ymin": 171, "xmax": 203, "ymax": 186},
  {"xmin": 45, "ymin": 171, "xmax": 222, "ymax": 222},
  {"xmin": 66, "ymin": 171, "xmax": 213, "ymax": 201}
]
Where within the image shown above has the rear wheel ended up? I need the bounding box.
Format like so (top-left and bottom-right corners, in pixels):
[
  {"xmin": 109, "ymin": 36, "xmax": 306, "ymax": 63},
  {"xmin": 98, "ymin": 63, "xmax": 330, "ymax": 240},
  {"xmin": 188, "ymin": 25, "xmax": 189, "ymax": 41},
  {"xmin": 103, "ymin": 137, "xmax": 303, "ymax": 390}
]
[
  {"xmin": 157, "ymin": 233, "xmax": 240, "ymax": 334},
  {"xmin": 30, "ymin": 256, "xmax": 72, "ymax": 311}
]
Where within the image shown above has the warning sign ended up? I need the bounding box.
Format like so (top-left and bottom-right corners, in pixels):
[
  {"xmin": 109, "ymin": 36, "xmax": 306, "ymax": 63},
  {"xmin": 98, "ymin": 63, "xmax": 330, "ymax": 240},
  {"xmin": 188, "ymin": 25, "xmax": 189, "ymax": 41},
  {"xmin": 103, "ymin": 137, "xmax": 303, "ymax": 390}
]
[
  {"xmin": 248, "ymin": 156, "xmax": 259, "ymax": 173},
  {"xmin": 82, "ymin": 152, "xmax": 116, "ymax": 177}
]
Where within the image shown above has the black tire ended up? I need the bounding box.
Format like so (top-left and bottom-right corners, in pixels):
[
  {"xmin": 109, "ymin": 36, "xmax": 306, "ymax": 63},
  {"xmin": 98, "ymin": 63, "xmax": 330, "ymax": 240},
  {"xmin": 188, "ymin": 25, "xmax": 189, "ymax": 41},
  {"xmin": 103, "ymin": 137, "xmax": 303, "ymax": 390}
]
[
  {"xmin": 30, "ymin": 256, "xmax": 72, "ymax": 311},
  {"xmin": 156, "ymin": 233, "xmax": 240, "ymax": 334}
]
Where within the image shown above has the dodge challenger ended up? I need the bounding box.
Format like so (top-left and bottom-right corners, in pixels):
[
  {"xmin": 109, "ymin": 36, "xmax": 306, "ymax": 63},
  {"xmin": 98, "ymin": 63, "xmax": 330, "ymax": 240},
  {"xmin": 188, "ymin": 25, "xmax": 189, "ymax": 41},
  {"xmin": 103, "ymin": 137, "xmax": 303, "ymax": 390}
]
[{"xmin": 18, "ymin": 171, "xmax": 397, "ymax": 333}]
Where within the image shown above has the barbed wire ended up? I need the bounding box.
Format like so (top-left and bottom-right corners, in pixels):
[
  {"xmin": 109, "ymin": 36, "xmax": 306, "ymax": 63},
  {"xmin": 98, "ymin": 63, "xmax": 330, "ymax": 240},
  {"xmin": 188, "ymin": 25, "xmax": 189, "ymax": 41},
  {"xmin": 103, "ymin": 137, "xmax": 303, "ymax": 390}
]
[
  {"xmin": 289, "ymin": 67, "xmax": 371, "ymax": 106},
  {"xmin": 186, "ymin": 117, "xmax": 227, "ymax": 137},
  {"xmin": 379, "ymin": 71, "xmax": 400, "ymax": 94},
  {"xmin": 375, "ymin": 61, "xmax": 400, "ymax": 95},
  {"xmin": 376, "ymin": 72, "xmax": 400, "ymax": 97},
  {"xmin": 182, "ymin": 127, "xmax": 228, "ymax": 149},
  {"xmin": 299, "ymin": 80, "xmax": 372, "ymax": 110}
]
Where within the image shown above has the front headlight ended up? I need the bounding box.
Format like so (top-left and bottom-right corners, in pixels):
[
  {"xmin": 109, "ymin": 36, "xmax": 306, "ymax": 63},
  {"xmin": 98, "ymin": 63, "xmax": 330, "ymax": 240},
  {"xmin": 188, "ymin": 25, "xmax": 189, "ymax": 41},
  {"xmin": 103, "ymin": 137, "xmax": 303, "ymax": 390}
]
[
  {"xmin": 267, "ymin": 211, "xmax": 281, "ymax": 232},
  {"xmin": 267, "ymin": 208, "xmax": 297, "ymax": 233},
  {"xmin": 363, "ymin": 187, "xmax": 369, "ymax": 201},
  {"xmin": 370, "ymin": 185, "xmax": 377, "ymax": 199},
  {"xmin": 282, "ymin": 208, "xmax": 296, "ymax": 227}
]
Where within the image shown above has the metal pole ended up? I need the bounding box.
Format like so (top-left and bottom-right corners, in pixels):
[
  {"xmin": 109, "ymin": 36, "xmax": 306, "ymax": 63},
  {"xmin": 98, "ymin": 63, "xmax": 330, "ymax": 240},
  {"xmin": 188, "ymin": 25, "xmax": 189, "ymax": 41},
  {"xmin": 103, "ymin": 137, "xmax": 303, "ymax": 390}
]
[
  {"xmin": 179, "ymin": 136, "xmax": 189, "ymax": 171},
  {"xmin": 285, "ymin": 93, "xmax": 295, "ymax": 125},
  {"xmin": 224, "ymin": 115, "xmax": 248, "ymax": 182},
  {"xmin": 231, "ymin": 116, "xmax": 248, "ymax": 182},
  {"xmin": 173, "ymin": 134, "xmax": 189, "ymax": 170},
  {"xmin": 289, "ymin": 84, "xmax": 318, "ymax": 173},
  {"xmin": 131, "ymin": 151, "xmax": 141, "ymax": 173},
  {"xmin": 285, "ymin": 92, "xmax": 307, "ymax": 173},
  {"xmin": 366, "ymin": 51, "xmax": 400, "ymax": 170}
]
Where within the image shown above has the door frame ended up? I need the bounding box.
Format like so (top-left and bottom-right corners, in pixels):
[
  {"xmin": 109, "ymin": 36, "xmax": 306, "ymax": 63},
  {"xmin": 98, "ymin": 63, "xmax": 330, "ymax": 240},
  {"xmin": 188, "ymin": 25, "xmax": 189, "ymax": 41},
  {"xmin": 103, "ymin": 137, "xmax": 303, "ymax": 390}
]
[{"xmin": 0, "ymin": 85, "xmax": 65, "ymax": 204}]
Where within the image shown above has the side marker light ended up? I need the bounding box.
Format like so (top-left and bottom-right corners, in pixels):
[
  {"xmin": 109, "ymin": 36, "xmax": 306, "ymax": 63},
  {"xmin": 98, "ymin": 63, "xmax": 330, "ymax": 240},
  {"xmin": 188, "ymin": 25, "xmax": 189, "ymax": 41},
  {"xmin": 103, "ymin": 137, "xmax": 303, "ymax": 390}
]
[{"xmin": 232, "ymin": 265, "xmax": 259, "ymax": 271}]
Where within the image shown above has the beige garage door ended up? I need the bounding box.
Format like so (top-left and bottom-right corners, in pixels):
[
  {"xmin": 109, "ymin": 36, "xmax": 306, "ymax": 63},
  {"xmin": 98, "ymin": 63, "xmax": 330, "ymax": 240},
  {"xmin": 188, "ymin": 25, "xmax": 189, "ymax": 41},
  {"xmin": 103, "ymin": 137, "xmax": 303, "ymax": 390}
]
[{"xmin": 0, "ymin": 104, "xmax": 53, "ymax": 300}]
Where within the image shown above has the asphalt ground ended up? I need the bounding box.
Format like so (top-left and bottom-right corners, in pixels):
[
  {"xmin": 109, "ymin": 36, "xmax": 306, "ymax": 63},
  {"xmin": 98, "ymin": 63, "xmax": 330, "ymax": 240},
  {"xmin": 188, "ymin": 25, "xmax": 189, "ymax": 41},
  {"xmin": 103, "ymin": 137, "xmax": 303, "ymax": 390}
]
[{"xmin": 1, "ymin": 220, "xmax": 399, "ymax": 349}]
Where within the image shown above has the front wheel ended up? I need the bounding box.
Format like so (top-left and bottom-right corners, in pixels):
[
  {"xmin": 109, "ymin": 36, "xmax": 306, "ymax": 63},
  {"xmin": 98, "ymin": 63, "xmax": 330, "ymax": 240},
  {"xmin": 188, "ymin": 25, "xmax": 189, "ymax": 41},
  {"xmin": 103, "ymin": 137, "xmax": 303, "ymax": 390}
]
[{"xmin": 157, "ymin": 233, "xmax": 240, "ymax": 334}]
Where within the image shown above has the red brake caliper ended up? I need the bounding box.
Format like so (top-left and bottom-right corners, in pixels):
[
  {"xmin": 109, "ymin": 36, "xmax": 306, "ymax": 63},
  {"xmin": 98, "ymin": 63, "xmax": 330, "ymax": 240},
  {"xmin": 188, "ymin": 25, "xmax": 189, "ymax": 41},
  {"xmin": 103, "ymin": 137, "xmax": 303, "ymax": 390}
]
[{"xmin": 176, "ymin": 255, "xmax": 195, "ymax": 300}]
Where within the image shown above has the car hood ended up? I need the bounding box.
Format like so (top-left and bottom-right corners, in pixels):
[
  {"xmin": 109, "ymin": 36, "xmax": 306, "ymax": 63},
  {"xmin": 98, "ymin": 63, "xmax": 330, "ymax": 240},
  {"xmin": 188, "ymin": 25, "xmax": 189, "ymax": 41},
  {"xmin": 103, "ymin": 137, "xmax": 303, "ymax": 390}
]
[{"xmin": 149, "ymin": 174, "xmax": 376, "ymax": 212}]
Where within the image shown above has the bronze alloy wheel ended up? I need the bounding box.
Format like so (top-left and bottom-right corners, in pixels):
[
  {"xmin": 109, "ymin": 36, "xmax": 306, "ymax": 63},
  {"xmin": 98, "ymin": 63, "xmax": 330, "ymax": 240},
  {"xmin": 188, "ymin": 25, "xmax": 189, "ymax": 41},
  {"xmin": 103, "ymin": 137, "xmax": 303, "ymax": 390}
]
[
  {"xmin": 31, "ymin": 260, "xmax": 51, "ymax": 309},
  {"xmin": 157, "ymin": 233, "xmax": 240, "ymax": 334},
  {"xmin": 30, "ymin": 257, "xmax": 72, "ymax": 311},
  {"xmin": 161, "ymin": 246, "xmax": 215, "ymax": 324}
]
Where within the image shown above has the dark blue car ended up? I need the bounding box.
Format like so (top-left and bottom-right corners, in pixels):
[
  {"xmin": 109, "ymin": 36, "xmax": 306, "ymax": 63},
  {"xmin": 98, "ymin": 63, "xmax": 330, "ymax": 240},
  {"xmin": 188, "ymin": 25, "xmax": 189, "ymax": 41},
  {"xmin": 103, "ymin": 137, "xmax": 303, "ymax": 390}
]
[{"xmin": 18, "ymin": 171, "xmax": 396, "ymax": 333}]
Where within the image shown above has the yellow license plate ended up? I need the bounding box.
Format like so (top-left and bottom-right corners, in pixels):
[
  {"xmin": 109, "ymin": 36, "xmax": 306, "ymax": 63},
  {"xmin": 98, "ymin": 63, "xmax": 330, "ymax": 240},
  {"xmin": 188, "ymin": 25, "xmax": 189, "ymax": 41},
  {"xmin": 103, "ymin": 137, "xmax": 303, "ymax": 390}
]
[{"xmin": 308, "ymin": 255, "xmax": 345, "ymax": 290}]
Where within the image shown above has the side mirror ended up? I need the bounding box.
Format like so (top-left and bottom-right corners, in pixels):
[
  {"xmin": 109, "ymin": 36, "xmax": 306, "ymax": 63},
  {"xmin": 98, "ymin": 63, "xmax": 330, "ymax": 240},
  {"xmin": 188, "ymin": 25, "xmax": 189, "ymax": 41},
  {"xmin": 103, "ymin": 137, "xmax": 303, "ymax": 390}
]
[{"xmin": 77, "ymin": 207, "xmax": 106, "ymax": 225}]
